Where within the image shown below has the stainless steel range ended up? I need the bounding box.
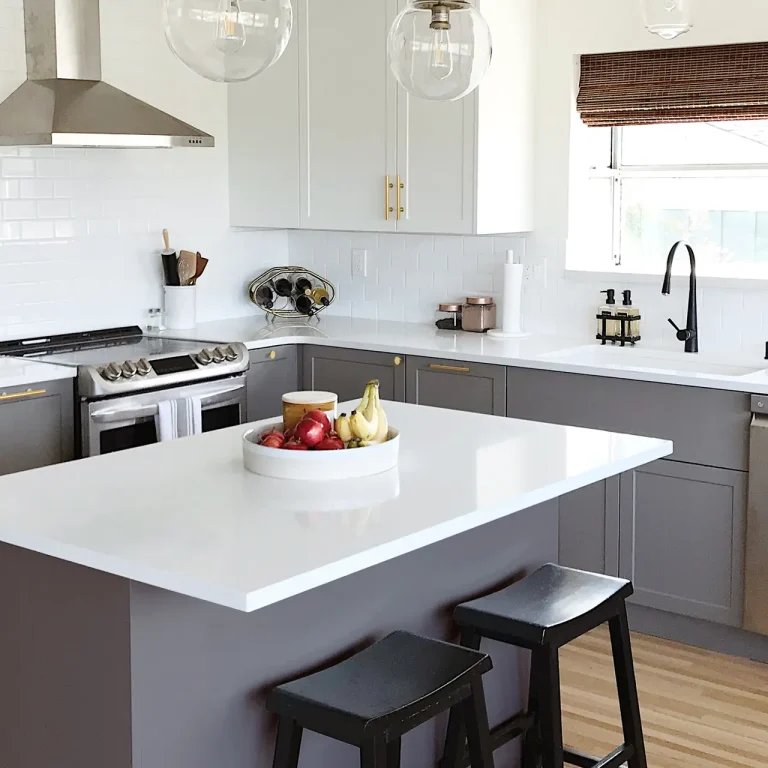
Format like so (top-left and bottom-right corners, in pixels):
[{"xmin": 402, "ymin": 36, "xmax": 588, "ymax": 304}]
[{"xmin": 0, "ymin": 326, "xmax": 249, "ymax": 457}]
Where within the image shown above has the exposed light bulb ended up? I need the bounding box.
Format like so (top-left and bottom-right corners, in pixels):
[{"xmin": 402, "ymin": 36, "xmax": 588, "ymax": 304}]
[
  {"xmin": 428, "ymin": 28, "xmax": 454, "ymax": 81},
  {"xmin": 214, "ymin": 0, "xmax": 246, "ymax": 54}
]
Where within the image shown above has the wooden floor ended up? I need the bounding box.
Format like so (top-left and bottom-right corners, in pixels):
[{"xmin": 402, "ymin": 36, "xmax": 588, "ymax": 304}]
[{"xmin": 560, "ymin": 628, "xmax": 768, "ymax": 768}]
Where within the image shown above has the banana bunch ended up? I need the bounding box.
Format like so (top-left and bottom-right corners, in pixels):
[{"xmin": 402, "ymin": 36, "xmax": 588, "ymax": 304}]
[{"xmin": 335, "ymin": 380, "xmax": 389, "ymax": 447}]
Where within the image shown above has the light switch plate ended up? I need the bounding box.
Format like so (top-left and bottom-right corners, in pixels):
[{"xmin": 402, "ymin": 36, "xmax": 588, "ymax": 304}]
[{"xmin": 352, "ymin": 249, "xmax": 368, "ymax": 278}]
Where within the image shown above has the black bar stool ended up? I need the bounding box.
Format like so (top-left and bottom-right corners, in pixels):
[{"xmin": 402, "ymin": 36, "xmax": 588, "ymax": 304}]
[
  {"xmin": 267, "ymin": 630, "xmax": 496, "ymax": 768},
  {"xmin": 443, "ymin": 564, "xmax": 648, "ymax": 768}
]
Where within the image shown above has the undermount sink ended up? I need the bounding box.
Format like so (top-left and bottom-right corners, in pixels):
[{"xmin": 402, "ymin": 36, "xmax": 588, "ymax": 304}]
[{"xmin": 539, "ymin": 345, "xmax": 766, "ymax": 378}]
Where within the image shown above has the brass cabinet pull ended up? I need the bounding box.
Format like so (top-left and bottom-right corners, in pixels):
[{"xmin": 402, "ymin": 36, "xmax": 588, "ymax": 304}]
[
  {"xmin": 268, "ymin": 350, "xmax": 277, "ymax": 360},
  {"xmin": 394, "ymin": 356, "xmax": 402, "ymax": 366},
  {"xmin": 396, "ymin": 175, "xmax": 404, "ymax": 219},
  {"xmin": 429, "ymin": 364, "xmax": 470, "ymax": 373},
  {"xmin": 385, "ymin": 176, "xmax": 394, "ymax": 220},
  {"xmin": 0, "ymin": 388, "xmax": 47, "ymax": 401}
]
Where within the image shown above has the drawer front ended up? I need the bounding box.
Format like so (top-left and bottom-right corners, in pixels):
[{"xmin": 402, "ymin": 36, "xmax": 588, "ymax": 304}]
[
  {"xmin": 406, "ymin": 356, "xmax": 506, "ymax": 416},
  {"xmin": 506, "ymin": 367, "xmax": 750, "ymax": 471},
  {"xmin": 301, "ymin": 346, "xmax": 406, "ymax": 404}
]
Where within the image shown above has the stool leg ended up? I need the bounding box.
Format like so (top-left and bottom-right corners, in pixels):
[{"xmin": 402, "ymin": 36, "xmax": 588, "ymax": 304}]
[
  {"xmin": 536, "ymin": 646, "xmax": 564, "ymax": 768},
  {"xmin": 461, "ymin": 676, "xmax": 495, "ymax": 768},
  {"xmin": 521, "ymin": 648, "xmax": 543, "ymax": 768},
  {"xmin": 272, "ymin": 716, "xmax": 303, "ymax": 768},
  {"xmin": 608, "ymin": 602, "xmax": 649, "ymax": 768},
  {"xmin": 443, "ymin": 629, "xmax": 482, "ymax": 768},
  {"xmin": 360, "ymin": 736, "xmax": 388, "ymax": 768},
  {"xmin": 386, "ymin": 738, "xmax": 401, "ymax": 768}
]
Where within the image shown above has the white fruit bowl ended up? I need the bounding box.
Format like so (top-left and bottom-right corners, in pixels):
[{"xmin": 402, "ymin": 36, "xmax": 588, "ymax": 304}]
[{"xmin": 242, "ymin": 420, "xmax": 400, "ymax": 481}]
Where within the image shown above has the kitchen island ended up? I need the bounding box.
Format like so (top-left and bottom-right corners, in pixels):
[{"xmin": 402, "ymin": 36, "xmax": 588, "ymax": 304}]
[{"xmin": 0, "ymin": 403, "xmax": 671, "ymax": 768}]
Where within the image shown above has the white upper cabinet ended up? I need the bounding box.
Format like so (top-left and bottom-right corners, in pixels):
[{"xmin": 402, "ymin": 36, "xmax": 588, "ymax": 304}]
[{"xmin": 228, "ymin": 0, "xmax": 534, "ymax": 235}]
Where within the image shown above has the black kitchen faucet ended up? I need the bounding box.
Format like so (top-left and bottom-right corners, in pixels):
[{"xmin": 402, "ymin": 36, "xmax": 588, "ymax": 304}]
[{"xmin": 661, "ymin": 241, "xmax": 699, "ymax": 354}]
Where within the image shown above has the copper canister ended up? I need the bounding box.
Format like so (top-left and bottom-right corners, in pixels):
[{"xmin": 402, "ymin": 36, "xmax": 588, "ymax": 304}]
[{"xmin": 462, "ymin": 297, "xmax": 497, "ymax": 333}]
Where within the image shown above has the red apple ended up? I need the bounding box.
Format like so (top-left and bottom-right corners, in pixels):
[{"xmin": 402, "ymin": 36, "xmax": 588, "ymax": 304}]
[
  {"xmin": 295, "ymin": 416, "xmax": 326, "ymax": 447},
  {"xmin": 284, "ymin": 427, "xmax": 296, "ymax": 441},
  {"xmin": 259, "ymin": 429, "xmax": 285, "ymax": 447},
  {"xmin": 283, "ymin": 439, "xmax": 309, "ymax": 450},
  {"xmin": 305, "ymin": 409, "xmax": 332, "ymax": 434},
  {"xmin": 315, "ymin": 435, "xmax": 345, "ymax": 451},
  {"xmin": 260, "ymin": 436, "xmax": 284, "ymax": 450}
]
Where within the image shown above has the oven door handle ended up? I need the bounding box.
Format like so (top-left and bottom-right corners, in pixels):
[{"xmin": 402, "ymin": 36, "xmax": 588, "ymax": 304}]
[{"xmin": 90, "ymin": 384, "xmax": 245, "ymax": 424}]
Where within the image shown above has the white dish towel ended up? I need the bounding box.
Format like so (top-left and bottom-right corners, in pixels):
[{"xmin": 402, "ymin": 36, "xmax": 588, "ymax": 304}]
[{"xmin": 155, "ymin": 397, "xmax": 203, "ymax": 442}]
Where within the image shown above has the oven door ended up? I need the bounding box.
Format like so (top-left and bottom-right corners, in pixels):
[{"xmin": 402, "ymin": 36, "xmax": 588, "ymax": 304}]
[{"xmin": 82, "ymin": 375, "xmax": 246, "ymax": 457}]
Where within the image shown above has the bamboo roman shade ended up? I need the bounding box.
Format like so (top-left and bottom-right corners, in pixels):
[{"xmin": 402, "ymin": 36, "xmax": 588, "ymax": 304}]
[{"xmin": 578, "ymin": 42, "xmax": 768, "ymax": 127}]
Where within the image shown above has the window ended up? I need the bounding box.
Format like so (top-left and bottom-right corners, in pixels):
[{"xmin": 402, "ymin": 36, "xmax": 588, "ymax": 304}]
[{"xmin": 568, "ymin": 120, "xmax": 768, "ymax": 279}]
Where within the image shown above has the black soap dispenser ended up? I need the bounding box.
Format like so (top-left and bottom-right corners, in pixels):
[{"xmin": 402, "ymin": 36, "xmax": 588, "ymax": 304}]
[
  {"xmin": 597, "ymin": 289, "xmax": 617, "ymax": 338},
  {"xmin": 618, "ymin": 290, "xmax": 641, "ymax": 340}
]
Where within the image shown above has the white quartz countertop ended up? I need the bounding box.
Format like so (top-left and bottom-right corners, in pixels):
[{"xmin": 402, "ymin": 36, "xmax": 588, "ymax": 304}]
[
  {"xmin": 0, "ymin": 402, "xmax": 672, "ymax": 612},
  {"xmin": 181, "ymin": 315, "xmax": 768, "ymax": 394},
  {"xmin": 0, "ymin": 356, "xmax": 76, "ymax": 389},
  {"xmin": 5, "ymin": 314, "xmax": 768, "ymax": 394}
]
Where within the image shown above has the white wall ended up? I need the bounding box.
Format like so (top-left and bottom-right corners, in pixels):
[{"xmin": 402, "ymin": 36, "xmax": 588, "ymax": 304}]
[
  {"xmin": 0, "ymin": 0, "xmax": 285, "ymax": 339},
  {"xmin": 529, "ymin": 0, "xmax": 768, "ymax": 357}
]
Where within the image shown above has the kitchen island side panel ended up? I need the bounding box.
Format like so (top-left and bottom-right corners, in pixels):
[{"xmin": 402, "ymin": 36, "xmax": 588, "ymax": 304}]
[
  {"xmin": 129, "ymin": 500, "xmax": 558, "ymax": 768},
  {"xmin": 0, "ymin": 543, "xmax": 133, "ymax": 768}
]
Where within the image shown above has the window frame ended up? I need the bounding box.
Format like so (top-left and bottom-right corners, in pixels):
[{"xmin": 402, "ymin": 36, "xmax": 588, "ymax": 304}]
[{"xmin": 585, "ymin": 125, "xmax": 768, "ymax": 273}]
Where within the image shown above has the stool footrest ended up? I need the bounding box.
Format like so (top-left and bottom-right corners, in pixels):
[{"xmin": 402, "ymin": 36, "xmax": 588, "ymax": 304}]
[
  {"xmin": 565, "ymin": 744, "xmax": 635, "ymax": 768},
  {"xmin": 451, "ymin": 710, "xmax": 535, "ymax": 768}
]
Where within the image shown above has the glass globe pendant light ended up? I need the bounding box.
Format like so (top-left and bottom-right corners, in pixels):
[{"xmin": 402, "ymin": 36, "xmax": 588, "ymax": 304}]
[
  {"xmin": 642, "ymin": 0, "xmax": 693, "ymax": 40},
  {"xmin": 388, "ymin": 1, "xmax": 492, "ymax": 102},
  {"xmin": 164, "ymin": 0, "xmax": 293, "ymax": 83}
]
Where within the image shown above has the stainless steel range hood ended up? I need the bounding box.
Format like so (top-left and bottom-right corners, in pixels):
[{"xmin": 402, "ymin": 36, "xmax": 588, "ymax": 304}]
[{"xmin": 0, "ymin": 0, "xmax": 214, "ymax": 149}]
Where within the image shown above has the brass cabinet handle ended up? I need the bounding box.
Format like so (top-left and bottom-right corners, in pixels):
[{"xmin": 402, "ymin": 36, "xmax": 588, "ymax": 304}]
[
  {"xmin": 0, "ymin": 388, "xmax": 47, "ymax": 401},
  {"xmin": 385, "ymin": 176, "xmax": 394, "ymax": 220},
  {"xmin": 394, "ymin": 356, "xmax": 402, "ymax": 366},
  {"xmin": 429, "ymin": 364, "xmax": 470, "ymax": 373},
  {"xmin": 268, "ymin": 350, "xmax": 277, "ymax": 360},
  {"xmin": 396, "ymin": 175, "xmax": 404, "ymax": 219}
]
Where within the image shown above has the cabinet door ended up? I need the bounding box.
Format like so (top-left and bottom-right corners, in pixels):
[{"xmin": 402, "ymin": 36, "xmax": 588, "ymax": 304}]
[
  {"xmin": 302, "ymin": 346, "xmax": 406, "ymax": 404},
  {"xmin": 0, "ymin": 380, "xmax": 74, "ymax": 476},
  {"xmin": 297, "ymin": 0, "xmax": 398, "ymax": 232},
  {"xmin": 396, "ymin": 74, "xmax": 476, "ymax": 234},
  {"xmin": 246, "ymin": 347, "xmax": 299, "ymax": 423},
  {"xmin": 405, "ymin": 356, "xmax": 505, "ymax": 415},
  {"xmin": 619, "ymin": 460, "xmax": 747, "ymax": 627},
  {"xmin": 559, "ymin": 477, "xmax": 620, "ymax": 576},
  {"xmin": 228, "ymin": 18, "xmax": 300, "ymax": 228}
]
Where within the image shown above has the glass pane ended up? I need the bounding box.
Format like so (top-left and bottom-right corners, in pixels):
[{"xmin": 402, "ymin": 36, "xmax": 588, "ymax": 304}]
[
  {"xmin": 567, "ymin": 177, "xmax": 614, "ymax": 270},
  {"xmin": 621, "ymin": 121, "xmax": 768, "ymax": 166},
  {"xmin": 583, "ymin": 126, "xmax": 612, "ymax": 169},
  {"xmin": 619, "ymin": 176, "xmax": 768, "ymax": 274}
]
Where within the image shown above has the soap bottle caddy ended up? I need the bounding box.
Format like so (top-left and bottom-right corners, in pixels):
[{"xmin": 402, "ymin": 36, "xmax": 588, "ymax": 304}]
[{"xmin": 596, "ymin": 288, "xmax": 641, "ymax": 346}]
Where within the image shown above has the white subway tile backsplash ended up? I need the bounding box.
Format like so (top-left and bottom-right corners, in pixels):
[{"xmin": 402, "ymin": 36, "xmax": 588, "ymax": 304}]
[
  {"xmin": 1, "ymin": 158, "xmax": 35, "ymax": 177},
  {"xmin": 3, "ymin": 199, "xmax": 36, "ymax": 219}
]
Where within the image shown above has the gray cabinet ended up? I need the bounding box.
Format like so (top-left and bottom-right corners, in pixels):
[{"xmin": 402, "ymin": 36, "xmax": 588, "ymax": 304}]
[
  {"xmin": 619, "ymin": 460, "xmax": 747, "ymax": 627},
  {"xmin": 559, "ymin": 477, "xmax": 620, "ymax": 576},
  {"xmin": 0, "ymin": 379, "xmax": 74, "ymax": 476},
  {"xmin": 506, "ymin": 367, "xmax": 750, "ymax": 471},
  {"xmin": 246, "ymin": 347, "xmax": 299, "ymax": 423},
  {"xmin": 302, "ymin": 346, "xmax": 406, "ymax": 404},
  {"xmin": 405, "ymin": 356, "xmax": 506, "ymax": 416}
]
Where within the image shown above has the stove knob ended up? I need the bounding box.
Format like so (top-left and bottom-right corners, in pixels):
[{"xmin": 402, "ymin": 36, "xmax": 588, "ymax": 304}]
[
  {"xmin": 103, "ymin": 362, "xmax": 122, "ymax": 382},
  {"xmin": 223, "ymin": 345, "xmax": 238, "ymax": 362},
  {"xmin": 137, "ymin": 358, "xmax": 151, "ymax": 376},
  {"xmin": 197, "ymin": 349, "xmax": 213, "ymax": 366},
  {"xmin": 122, "ymin": 361, "xmax": 138, "ymax": 379},
  {"xmin": 211, "ymin": 347, "xmax": 226, "ymax": 364}
]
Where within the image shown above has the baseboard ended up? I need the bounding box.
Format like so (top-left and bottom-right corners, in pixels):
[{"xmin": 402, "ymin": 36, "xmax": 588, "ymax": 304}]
[{"xmin": 627, "ymin": 603, "xmax": 768, "ymax": 663}]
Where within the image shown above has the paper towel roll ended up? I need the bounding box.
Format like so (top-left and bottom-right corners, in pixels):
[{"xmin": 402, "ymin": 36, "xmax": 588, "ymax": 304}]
[{"xmin": 488, "ymin": 251, "xmax": 529, "ymax": 339}]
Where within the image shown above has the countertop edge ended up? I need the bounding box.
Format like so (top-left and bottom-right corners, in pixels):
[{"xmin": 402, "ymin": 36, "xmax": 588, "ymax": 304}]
[{"xmin": 2, "ymin": 436, "xmax": 671, "ymax": 613}]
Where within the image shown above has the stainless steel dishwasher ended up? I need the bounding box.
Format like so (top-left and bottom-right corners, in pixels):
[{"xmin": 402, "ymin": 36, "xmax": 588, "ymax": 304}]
[{"xmin": 745, "ymin": 395, "xmax": 768, "ymax": 635}]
